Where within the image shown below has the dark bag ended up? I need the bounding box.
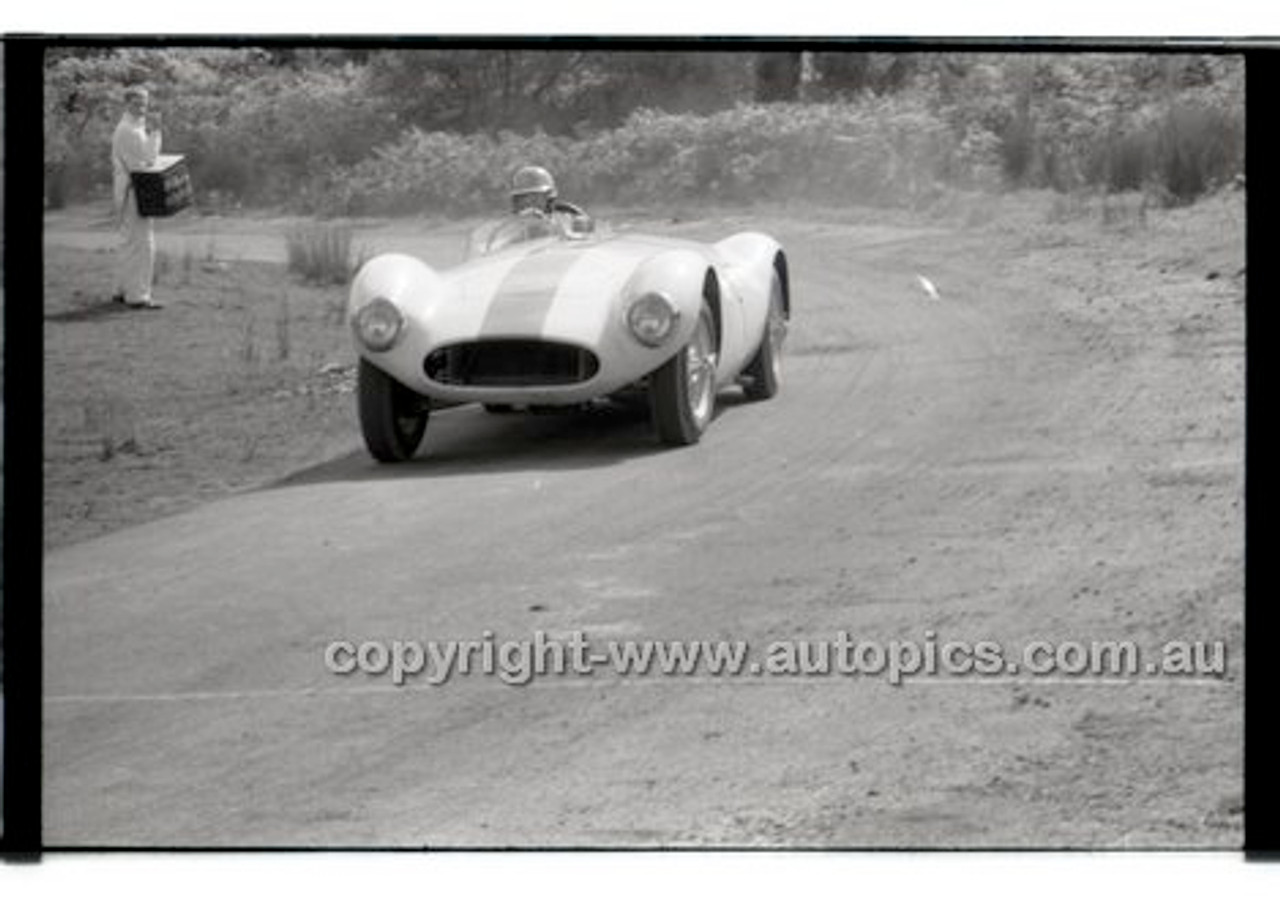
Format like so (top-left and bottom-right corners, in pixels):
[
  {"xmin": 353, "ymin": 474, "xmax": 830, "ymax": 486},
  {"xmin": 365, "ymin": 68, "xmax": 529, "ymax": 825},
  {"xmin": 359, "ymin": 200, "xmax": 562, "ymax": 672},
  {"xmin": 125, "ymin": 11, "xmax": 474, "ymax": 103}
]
[{"xmin": 130, "ymin": 154, "xmax": 193, "ymax": 217}]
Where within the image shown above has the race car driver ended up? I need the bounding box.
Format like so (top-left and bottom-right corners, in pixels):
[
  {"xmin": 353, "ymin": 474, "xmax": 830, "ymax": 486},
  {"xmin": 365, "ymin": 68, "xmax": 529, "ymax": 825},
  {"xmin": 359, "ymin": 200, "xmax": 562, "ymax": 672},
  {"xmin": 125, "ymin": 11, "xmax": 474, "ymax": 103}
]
[{"xmin": 509, "ymin": 165, "xmax": 591, "ymax": 234}]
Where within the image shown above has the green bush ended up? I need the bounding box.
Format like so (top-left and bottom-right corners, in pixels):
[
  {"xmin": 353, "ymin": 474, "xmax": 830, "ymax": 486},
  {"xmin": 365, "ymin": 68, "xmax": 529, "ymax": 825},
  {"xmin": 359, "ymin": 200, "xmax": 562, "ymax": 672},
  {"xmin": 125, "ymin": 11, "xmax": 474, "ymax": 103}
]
[
  {"xmin": 45, "ymin": 50, "xmax": 1244, "ymax": 215},
  {"xmin": 44, "ymin": 48, "xmax": 396, "ymax": 210},
  {"xmin": 1155, "ymin": 103, "xmax": 1243, "ymax": 202},
  {"xmin": 942, "ymin": 54, "xmax": 1244, "ymax": 203},
  {"xmin": 327, "ymin": 100, "xmax": 996, "ymax": 216},
  {"xmin": 1087, "ymin": 101, "xmax": 1243, "ymax": 202},
  {"xmin": 330, "ymin": 128, "xmax": 573, "ymax": 216}
]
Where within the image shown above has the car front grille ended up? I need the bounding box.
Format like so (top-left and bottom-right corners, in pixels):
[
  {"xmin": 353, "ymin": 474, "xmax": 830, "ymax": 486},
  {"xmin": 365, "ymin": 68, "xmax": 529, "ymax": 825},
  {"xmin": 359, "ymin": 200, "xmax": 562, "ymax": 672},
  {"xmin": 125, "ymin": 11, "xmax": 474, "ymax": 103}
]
[{"xmin": 424, "ymin": 340, "xmax": 600, "ymax": 388}]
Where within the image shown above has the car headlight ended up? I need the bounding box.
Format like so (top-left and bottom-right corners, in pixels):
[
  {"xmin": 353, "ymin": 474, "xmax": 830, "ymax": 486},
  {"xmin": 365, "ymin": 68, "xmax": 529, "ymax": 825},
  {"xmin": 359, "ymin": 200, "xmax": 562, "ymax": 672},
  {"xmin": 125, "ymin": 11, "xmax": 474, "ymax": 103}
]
[
  {"xmin": 352, "ymin": 297, "xmax": 405, "ymax": 352},
  {"xmin": 626, "ymin": 291, "xmax": 680, "ymax": 348}
]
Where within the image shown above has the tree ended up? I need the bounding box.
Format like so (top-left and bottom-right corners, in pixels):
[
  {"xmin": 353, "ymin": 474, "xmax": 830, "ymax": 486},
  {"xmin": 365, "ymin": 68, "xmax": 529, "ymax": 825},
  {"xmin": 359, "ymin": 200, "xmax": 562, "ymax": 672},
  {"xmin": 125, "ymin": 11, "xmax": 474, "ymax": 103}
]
[
  {"xmin": 365, "ymin": 50, "xmax": 595, "ymax": 134},
  {"xmin": 571, "ymin": 51, "xmax": 755, "ymax": 127},
  {"xmin": 754, "ymin": 51, "xmax": 803, "ymax": 102},
  {"xmin": 809, "ymin": 52, "xmax": 873, "ymax": 99}
]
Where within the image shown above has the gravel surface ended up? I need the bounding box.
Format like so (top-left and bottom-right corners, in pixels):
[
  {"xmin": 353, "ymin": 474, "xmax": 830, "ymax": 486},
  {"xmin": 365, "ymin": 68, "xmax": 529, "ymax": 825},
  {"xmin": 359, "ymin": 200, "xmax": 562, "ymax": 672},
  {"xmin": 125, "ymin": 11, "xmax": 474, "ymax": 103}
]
[{"xmin": 43, "ymin": 192, "xmax": 1243, "ymax": 847}]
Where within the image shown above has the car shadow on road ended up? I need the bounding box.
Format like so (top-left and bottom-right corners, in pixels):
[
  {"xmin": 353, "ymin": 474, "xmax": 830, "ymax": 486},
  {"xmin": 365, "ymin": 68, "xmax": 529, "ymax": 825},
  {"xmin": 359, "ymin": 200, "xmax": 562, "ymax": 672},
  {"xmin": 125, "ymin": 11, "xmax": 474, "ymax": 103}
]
[
  {"xmin": 44, "ymin": 297, "xmax": 138, "ymax": 323},
  {"xmin": 275, "ymin": 391, "xmax": 757, "ymax": 489},
  {"xmin": 274, "ymin": 399, "xmax": 692, "ymax": 488}
]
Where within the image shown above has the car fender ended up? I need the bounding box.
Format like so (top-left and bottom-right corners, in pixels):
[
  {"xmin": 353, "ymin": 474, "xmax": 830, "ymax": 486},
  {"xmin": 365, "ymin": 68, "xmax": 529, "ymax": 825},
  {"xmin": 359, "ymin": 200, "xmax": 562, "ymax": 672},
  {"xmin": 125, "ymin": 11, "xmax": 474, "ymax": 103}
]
[
  {"xmin": 619, "ymin": 248, "xmax": 713, "ymax": 345},
  {"xmin": 348, "ymin": 253, "xmax": 444, "ymax": 324},
  {"xmin": 348, "ymin": 253, "xmax": 447, "ymax": 391},
  {"xmin": 713, "ymin": 232, "xmax": 785, "ymax": 370}
]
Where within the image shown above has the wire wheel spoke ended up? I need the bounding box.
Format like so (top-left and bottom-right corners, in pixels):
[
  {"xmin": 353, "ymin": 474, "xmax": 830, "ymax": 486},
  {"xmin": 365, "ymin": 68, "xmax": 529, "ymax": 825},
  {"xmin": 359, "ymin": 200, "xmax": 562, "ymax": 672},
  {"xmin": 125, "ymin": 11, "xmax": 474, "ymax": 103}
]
[{"xmin": 686, "ymin": 318, "xmax": 716, "ymax": 422}]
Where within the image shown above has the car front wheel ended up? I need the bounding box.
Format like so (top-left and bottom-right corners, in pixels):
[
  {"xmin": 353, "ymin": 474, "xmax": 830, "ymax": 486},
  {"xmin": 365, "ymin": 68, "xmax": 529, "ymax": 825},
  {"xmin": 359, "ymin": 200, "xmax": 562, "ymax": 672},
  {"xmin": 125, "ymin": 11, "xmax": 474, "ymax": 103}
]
[
  {"xmin": 358, "ymin": 359, "xmax": 429, "ymax": 462},
  {"xmin": 650, "ymin": 302, "xmax": 717, "ymax": 445}
]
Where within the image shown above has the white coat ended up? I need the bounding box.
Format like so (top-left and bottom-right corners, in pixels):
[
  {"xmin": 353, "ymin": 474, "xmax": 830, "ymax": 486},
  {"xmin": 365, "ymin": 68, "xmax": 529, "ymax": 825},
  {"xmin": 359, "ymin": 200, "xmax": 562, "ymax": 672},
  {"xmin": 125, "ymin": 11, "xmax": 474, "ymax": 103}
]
[{"xmin": 111, "ymin": 112, "xmax": 162, "ymax": 303}]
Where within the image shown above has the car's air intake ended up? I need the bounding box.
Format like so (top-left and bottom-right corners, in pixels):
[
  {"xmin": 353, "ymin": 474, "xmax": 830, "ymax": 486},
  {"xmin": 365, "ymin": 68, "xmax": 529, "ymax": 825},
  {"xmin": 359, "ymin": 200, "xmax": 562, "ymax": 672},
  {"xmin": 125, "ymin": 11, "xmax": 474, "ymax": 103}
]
[{"xmin": 424, "ymin": 340, "xmax": 600, "ymax": 387}]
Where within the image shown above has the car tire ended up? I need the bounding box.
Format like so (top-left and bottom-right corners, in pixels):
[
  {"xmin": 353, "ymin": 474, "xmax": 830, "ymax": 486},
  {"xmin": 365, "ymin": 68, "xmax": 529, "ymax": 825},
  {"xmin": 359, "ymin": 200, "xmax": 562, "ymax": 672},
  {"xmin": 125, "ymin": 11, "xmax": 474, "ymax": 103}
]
[
  {"xmin": 651, "ymin": 301, "xmax": 717, "ymax": 445},
  {"xmin": 742, "ymin": 269, "xmax": 787, "ymax": 401},
  {"xmin": 358, "ymin": 359, "xmax": 429, "ymax": 462}
]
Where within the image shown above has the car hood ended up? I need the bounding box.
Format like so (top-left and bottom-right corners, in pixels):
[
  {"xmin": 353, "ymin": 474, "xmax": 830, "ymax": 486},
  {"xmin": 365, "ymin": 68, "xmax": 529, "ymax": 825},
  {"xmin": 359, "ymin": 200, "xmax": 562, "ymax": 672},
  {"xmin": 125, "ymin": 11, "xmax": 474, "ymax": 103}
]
[{"xmin": 434, "ymin": 233, "xmax": 699, "ymax": 345}]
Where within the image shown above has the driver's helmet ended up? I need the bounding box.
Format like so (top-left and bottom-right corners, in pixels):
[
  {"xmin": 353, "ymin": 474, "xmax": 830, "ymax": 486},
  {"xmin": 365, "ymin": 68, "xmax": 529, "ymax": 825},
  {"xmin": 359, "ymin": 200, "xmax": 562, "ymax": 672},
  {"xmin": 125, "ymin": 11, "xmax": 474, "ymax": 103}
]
[{"xmin": 510, "ymin": 165, "xmax": 557, "ymax": 215}]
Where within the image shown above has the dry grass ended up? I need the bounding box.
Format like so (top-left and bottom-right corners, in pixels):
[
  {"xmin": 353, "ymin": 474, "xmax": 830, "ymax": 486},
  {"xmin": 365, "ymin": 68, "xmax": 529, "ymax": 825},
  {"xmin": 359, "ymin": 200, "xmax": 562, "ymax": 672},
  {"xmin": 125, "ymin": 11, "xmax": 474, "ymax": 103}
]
[
  {"xmin": 1042, "ymin": 189, "xmax": 1155, "ymax": 232},
  {"xmin": 44, "ymin": 245, "xmax": 358, "ymax": 549},
  {"xmin": 285, "ymin": 221, "xmax": 366, "ymax": 285}
]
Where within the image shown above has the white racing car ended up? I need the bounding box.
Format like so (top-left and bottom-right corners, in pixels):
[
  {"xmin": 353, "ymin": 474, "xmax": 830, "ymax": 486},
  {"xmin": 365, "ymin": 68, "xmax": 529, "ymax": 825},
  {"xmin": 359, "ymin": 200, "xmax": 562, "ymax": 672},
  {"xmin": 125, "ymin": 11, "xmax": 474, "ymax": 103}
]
[{"xmin": 347, "ymin": 211, "xmax": 789, "ymax": 462}]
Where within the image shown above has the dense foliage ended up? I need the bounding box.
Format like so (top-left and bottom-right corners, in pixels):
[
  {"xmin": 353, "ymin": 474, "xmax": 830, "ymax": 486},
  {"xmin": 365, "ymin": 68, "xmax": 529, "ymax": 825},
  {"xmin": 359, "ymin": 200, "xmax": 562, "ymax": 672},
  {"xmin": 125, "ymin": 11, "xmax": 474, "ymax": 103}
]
[
  {"xmin": 329, "ymin": 99, "xmax": 974, "ymax": 215},
  {"xmin": 45, "ymin": 48, "xmax": 1244, "ymax": 214}
]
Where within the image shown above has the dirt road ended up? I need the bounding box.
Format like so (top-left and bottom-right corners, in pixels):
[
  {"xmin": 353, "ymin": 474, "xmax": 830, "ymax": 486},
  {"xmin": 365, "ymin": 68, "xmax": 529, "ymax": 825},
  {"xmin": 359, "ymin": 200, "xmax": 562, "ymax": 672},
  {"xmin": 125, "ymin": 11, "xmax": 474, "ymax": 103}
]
[{"xmin": 42, "ymin": 197, "xmax": 1244, "ymax": 847}]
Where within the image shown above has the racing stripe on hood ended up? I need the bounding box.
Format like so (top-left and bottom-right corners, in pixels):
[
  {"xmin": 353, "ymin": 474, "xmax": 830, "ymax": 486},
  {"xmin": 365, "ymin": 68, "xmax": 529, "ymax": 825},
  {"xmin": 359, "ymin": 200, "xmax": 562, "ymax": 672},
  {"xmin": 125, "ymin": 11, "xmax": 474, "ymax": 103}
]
[
  {"xmin": 540, "ymin": 241, "xmax": 654, "ymax": 345},
  {"xmin": 480, "ymin": 246, "xmax": 586, "ymax": 337}
]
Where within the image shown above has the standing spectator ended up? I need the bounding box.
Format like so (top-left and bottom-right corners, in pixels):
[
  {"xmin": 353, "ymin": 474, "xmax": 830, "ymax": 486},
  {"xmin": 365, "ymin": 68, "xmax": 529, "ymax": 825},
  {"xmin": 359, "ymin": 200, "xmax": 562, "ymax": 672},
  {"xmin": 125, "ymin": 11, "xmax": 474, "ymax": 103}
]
[{"xmin": 111, "ymin": 86, "xmax": 164, "ymax": 309}]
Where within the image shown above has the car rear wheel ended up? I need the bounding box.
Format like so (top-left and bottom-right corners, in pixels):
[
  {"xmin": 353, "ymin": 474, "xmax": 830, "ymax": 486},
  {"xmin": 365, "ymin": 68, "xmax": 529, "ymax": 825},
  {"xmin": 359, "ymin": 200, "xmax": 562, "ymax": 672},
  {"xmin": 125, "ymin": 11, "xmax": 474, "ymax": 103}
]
[
  {"xmin": 650, "ymin": 302, "xmax": 717, "ymax": 445},
  {"xmin": 742, "ymin": 270, "xmax": 787, "ymax": 401},
  {"xmin": 358, "ymin": 359, "xmax": 429, "ymax": 462}
]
